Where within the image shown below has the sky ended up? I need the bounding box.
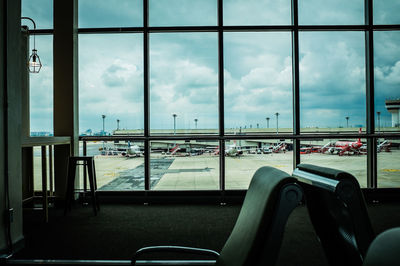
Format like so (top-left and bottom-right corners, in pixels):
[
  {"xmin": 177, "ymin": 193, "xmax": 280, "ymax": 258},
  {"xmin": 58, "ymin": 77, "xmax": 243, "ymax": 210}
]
[{"xmin": 22, "ymin": 0, "xmax": 400, "ymax": 134}]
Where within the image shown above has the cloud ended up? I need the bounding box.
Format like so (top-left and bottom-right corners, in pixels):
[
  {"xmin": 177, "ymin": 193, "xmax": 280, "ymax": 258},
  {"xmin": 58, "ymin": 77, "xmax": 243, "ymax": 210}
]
[
  {"xmin": 223, "ymin": 0, "xmax": 291, "ymax": 25},
  {"xmin": 298, "ymin": 0, "xmax": 364, "ymax": 25},
  {"xmin": 299, "ymin": 32, "xmax": 367, "ymax": 127},
  {"xmin": 22, "ymin": 0, "xmax": 53, "ymax": 29},
  {"xmin": 23, "ymin": 1, "xmax": 400, "ymax": 132},
  {"xmin": 78, "ymin": 0, "xmax": 143, "ymax": 27},
  {"xmin": 149, "ymin": 0, "xmax": 216, "ymax": 26},
  {"xmin": 375, "ymin": 61, "xmax": 400, "ymax": 85}
]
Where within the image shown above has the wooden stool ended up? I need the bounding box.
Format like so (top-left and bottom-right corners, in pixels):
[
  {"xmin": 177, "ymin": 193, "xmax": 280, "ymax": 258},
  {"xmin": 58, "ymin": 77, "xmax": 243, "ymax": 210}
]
[{"xmin": 64, "ymin": 156, "xmax": 100, "ymax": 215}]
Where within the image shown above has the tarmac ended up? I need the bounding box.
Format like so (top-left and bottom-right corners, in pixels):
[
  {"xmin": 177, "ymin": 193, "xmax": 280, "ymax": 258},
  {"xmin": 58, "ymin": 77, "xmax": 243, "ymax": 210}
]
[{"xmin": 33, "ymin": 149, "xmax": 400, "ymax": 191}]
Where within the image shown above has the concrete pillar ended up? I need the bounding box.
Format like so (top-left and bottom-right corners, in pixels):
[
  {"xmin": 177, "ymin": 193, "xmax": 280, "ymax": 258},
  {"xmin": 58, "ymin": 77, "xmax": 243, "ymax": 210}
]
[
  {"xmin": 53, "ymin": 0, "xmax": 78, "ymax": 201},
  {"xmin": 0, "ymin": 0, "xmax": 24, "ymax": 253}
]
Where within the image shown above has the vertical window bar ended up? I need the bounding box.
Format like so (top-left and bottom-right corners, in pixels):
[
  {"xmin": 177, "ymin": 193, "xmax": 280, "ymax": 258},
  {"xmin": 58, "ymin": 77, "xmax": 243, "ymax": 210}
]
[
  {"xmin": 291, "ymin": 0, "xmax": 301, "ymax": 169},
  {"xmin": 365, "ymin": 0, "xmax": 377, "ymax": 188},
  {"xmin": 218, "ymin": 0, "xmax": 225, "ymax": 191},
  {"xmin": 83, "ymin": 140, "xmax": 87, "ymax": 193},
  {"xmin": 144, "ymin": 0, "xmax": 150, "ymax": 190}
]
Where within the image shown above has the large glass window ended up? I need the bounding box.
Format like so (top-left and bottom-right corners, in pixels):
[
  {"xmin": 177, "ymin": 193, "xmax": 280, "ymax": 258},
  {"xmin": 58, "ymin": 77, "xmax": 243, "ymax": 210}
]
[
  {"xmin": 79, "ymin": 141, "xmax": 145, "ymax": 191},
  {"xmin": 22, "ymin": 0, "xmax": 53, "ymax": 29},
  {"xmin": 150, "ymin": 33, "xmax": 218, "ymax": 135},
  {"xmin": 299, "ymin": 32, "xmax": 366, "ymax": 132},
  {"xmin": 300, "ymin": 139, "xmax": 368, "ymax": 187},
  {"xmin": 299, "ymin": 0, "xmax": 364, "ymax": 25},
  {"xmin": 377, "ymin": 138, "xmax": 400, "ymax": 188},
  {"xmin": 374, "ymin": 31, "xmax": 400, "ymax": 132},
  {"xmin": 150, "ymin": 140, "xmax": 219, "ymax": 190},
  {"xmin": 79, "ymin": 0, "xmax": 143, "ymax": 28},
  {"xmin": 225, "ymin": 139, "xmax": 293, "ymax": 189},
  {"xmin": 374, "ymin": 0, "xmax": 400, "ymax": 25},
  {"xmin": 79, "ymin": 34, "xmax": 144, "ymax": 136},
  {"xmin": 224, "ymin": 32, "xmax": 292, "ymax": 133},
  {"xmin": 74, "ymin": 1, "xmax": 400, "ymax": 192},
  {"xmin": 223, "ymin": 0, "xmax": 291, "ymax": 26},
  {"xmin": 29, "ymin": 35, "xmax": 53, "ymax": 136},
  {"xmin": 149, "ymin": 0, "xmax": 217, "ymax": 26}
]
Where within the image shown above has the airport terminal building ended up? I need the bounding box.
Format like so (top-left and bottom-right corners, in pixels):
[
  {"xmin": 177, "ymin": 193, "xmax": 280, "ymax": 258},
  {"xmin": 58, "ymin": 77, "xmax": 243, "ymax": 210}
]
[{"xmin": 1, "ymin": 0, "xmax": 400, "ymax": 265}]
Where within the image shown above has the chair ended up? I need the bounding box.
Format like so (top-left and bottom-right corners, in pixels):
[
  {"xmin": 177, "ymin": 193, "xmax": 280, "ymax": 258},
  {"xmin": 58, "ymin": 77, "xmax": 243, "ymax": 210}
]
[
  {"xmin": 293, "ymin": 164, "xmax": 375, "ymax": 266},
  {"xmin": 64, "ymin": 156, "xmax": 100, "ymax": 216},
  {"xmin": 363, "ymin": 227, "xmax": 400, "ymax": 266},
  {"xmin": 132, "ymin": 166, "xmax": 303, "ymax": 266}
]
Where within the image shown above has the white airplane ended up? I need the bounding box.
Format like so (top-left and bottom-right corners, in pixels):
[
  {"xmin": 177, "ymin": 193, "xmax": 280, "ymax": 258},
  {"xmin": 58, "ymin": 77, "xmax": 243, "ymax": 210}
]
[
  {"xmin": 213, "ymin": 141, "xmax": 243, "ymax": 157},
  {"xmin": 121, "ymin": 142, "xmax": 142, "ymax": 157}
]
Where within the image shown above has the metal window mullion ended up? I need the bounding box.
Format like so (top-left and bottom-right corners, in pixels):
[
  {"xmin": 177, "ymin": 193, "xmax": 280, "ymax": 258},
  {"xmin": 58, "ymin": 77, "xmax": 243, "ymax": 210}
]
[
  {"xmin": 144, "ymin": 0, "xmax": 150, "ymax": 191},
  {"xmin": 291, "ymin": 0, "xmax": 300, "ymax": 169},
  {"xmin": 365, "ymin": 0, "xmax": 377, "ymax": 188},
  {"xmin": 218, "ymin": 0, "xmax": 225, "ymax": 192}
]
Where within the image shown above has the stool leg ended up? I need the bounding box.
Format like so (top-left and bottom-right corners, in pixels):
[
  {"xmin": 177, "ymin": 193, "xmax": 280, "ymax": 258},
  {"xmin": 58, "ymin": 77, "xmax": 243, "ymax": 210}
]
[
  {"xmin": 87, "ymin": 158, "xmax": 98, "ymax": 216},
  {"xmin": 64, "ymin": 159, "xmax": 77, "ymax": 215},
  {"xmin": 92, "ymin": 159, "xmax": 100, "ymax": 211}
]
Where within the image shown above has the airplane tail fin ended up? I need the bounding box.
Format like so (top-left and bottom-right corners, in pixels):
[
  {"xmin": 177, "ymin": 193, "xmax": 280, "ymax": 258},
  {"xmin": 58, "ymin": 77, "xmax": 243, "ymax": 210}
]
[{"xmin": 358, "ymin": 128, "xmax": 362, "ymax": 143}]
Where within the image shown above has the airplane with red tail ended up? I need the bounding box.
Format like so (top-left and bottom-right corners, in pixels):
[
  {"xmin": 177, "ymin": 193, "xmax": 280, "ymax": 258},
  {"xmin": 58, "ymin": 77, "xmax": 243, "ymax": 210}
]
[{"xmin": 320, "ymin": 128, "xmax": 364, "ymax": 156}]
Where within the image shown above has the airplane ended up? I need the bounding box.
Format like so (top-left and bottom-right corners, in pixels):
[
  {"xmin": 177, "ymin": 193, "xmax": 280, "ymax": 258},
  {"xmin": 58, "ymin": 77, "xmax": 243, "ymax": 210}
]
[
  {"xmin": 214, "ymin": 141, "xmax": 243, "ymax": 157},
  {"xmin": 121, "ymin": 141, "xmax": 142, "ymax": 157},
  {"xmin": 320, "ymin": 129, "xmax": 363, "ymax": 156},
  {"xmin": 300, "ymin": 146, "xmax": 322, "ymax": 154}
]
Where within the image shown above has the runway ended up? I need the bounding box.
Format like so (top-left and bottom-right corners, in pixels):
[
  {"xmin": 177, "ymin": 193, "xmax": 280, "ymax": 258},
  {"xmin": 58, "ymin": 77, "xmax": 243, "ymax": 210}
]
[{"xmin": 32, "ymin": 148, "xmax": 400, "ymax": 191}]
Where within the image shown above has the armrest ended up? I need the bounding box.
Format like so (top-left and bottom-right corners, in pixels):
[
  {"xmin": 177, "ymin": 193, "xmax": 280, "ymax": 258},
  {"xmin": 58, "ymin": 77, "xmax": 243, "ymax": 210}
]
[{"xmin": 131, "ymin": 246, "xmax": 220, "ymax": 265}]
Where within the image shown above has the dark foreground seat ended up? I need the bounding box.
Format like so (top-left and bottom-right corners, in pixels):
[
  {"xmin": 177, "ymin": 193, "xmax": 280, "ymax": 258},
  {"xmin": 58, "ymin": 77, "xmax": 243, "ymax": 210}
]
[
  {"xmin": 293, "ymin": 164, "xmax": 375, "ymax": 266},
  {"xmin": 363, "ymin": 227, "xmax": 400, "ymax": 266},
  {"xmin": 132, "ymin": 166, "xmax": 303, "ymax": 266}
]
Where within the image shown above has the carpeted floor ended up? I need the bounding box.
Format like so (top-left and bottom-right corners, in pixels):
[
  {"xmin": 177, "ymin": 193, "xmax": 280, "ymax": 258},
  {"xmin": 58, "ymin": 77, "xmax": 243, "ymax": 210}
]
[{"xmin": 13, "ymin": 202, "xmax": 400, "ymax": 265}]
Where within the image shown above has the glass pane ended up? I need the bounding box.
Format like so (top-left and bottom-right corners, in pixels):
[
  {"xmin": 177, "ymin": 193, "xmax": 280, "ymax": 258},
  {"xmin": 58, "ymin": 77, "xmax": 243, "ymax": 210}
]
[
  {"xmin": 225, "ymin": 139, "xmax": 293, "ymax": 189},
  {"xmin": 377, "ymin": 138, "xmax": 400, "ymax": 188},
  {"xmin": 30, "ymin": 35, "xmax": 53, "ymax": 136},
  {"xmin": 150, "ymin": 33, "xmax": 218, "ymax": 135},
  {"xmin": 223, "ymin": 0, "xmax": 291, "ymax": 26},
  {"xmin": 33, "ymin": 146, "xmax": 52, "ymax": 191},
  {"xmin": 224, "ymin": 32, "xmax": 292, "ymax": 134},
  {"xmin": 79, "ymin": 34, "xmax": 144, "ymax": 136},
  {"xmin": 79, "ymin": 0, "xmax": 143, "ymax": 28},
  {"xmin": 149, "ymin": 0, "xmax": 217, "ymax": 26},
  {"xmin": 78, "ymin": 141, "xmax": 145, "ymax": 191},
  {"xmin": 374, "ymin": 31, "xmax": 400, "ymax": 132},
  {"xmin": 150, "ymin": 140, "xmax": 219, "ymax": 190},
  {"xmin": 374, "ymin": 0, "xmax": 400, "ymax": 25},
  {"xmin": 300, "ymin": 138, "xmax": 367, "ymax": 187},
  {"xmin": 299, "ymin": 0, "xmax": 364, "ymax": 25},
  {"xmin": 22, "ymin": 0, "xmax": 53, "ymax": 29},
  {"xmin": 299, "ymin": 32, "xmax": 366, "ymax": 132}
]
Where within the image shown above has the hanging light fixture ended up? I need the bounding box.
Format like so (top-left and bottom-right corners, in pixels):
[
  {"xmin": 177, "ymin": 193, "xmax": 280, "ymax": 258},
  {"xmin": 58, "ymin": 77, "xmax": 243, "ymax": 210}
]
[{"xmin": 21, "ymin": 17, "xmax": 42, "ymax": 73}]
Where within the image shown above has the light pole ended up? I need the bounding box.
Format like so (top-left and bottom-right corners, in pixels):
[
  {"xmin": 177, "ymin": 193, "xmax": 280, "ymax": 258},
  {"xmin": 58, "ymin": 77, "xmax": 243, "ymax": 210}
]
[
  {"xmin": 173, "ymin": 114, "xmax": 177, "ymax": 147},
  {"xmin": 102, "ymin": 115, "xmax": 106, "ymax": 136},
  {"xmin": 345, "ymin": 116, "xmax": 349, "ymax": 128},
  {"xmin": 117, "ymin": 119, "xmax": 120, "ymax": 130},
  {"xmin": 172, "ymin": 114, "xmax": 177, "ymax": 135},
  {"xmin": 266, "ymin": 117, "xmax": 270, "ymax": 128},
  {"xmin": 194, "ymin": 118, "xmax": 198, "ymax": 129},
  {"xmin": 377, "ymin": 112, "xmax": 381, "ymax": 133},
  {"xmin": 275, "ymin": 113, "xmax": 279, "ymax": 134}
]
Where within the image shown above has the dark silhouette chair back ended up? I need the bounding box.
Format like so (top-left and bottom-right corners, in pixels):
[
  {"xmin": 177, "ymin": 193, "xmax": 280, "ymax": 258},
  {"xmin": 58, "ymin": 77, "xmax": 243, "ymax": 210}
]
[
  {"xmin": 363, "ymin": 227, "xmax": 400, "ymax": 266},
  {"xmin": 132, "ymin": 166, "xmax": 303, "ymax": 266},
  {"xmin": 293, "ymin": 164, "xmax": 375, "ymax": 266}
]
